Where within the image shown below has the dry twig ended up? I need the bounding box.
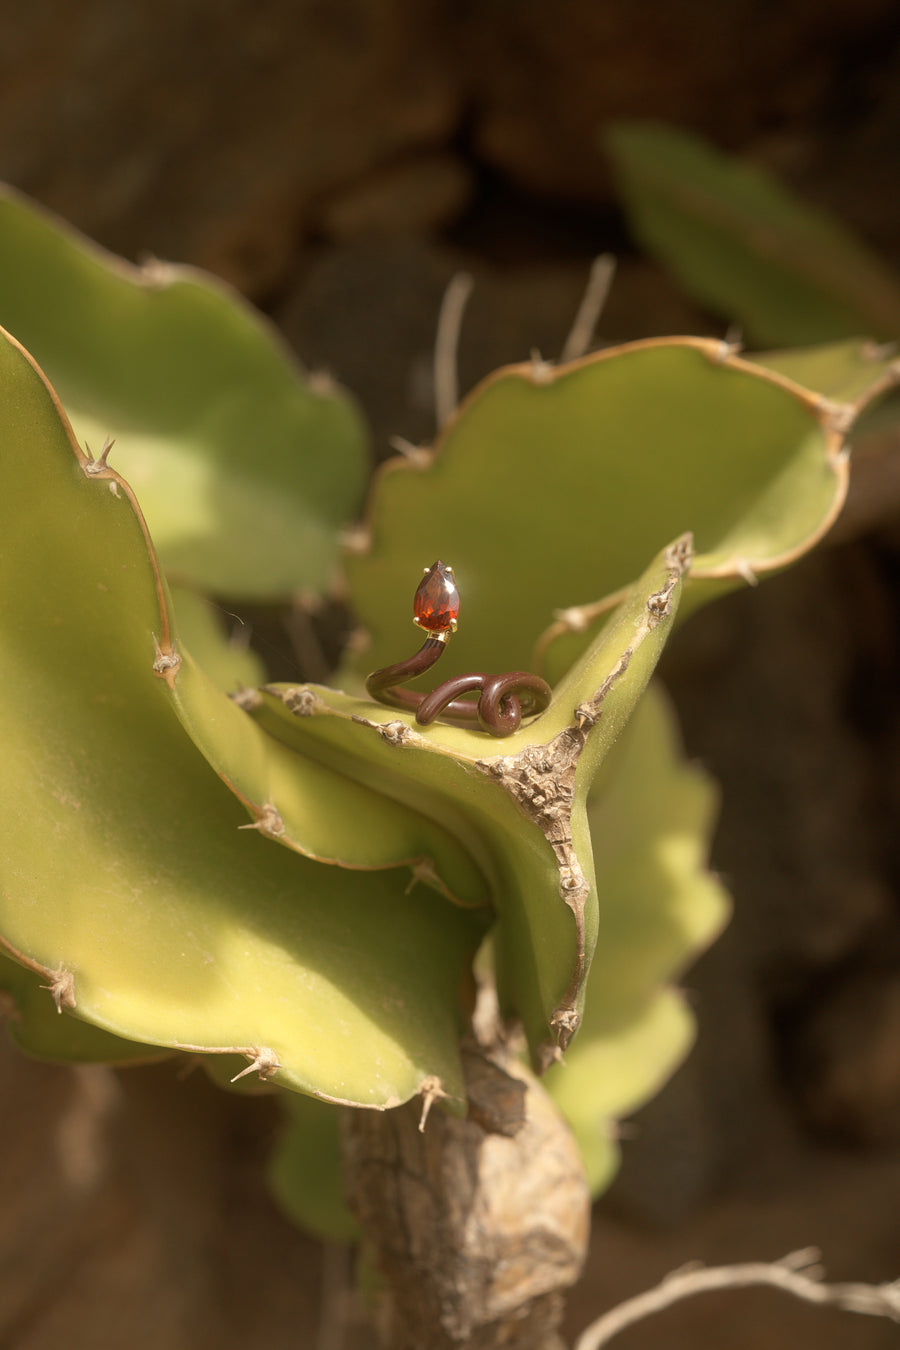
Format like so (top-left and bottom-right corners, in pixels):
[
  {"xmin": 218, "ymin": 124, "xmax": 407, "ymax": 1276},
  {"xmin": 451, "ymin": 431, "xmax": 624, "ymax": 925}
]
[
  {"xmin": 559, "ymin": 254, "xmax": 616, "ymax": 363},
  {"xmin": 434, "ymin": 271, "xmax": 474, "ymax": 429},
  {"xmin": 573, "ymin": 1247, "xmax": 900, "ymax": 1350}
]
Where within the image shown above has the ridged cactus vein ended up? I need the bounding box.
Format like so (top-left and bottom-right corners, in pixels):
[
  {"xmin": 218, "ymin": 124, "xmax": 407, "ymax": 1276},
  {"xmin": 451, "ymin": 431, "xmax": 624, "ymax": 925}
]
[{"xmin": 545, "ymin": 682, "xmax": 730, "ymax": 1194}]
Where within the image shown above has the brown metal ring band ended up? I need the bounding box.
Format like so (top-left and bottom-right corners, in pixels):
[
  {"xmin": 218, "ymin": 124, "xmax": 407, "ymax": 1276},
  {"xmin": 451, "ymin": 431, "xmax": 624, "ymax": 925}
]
[{"xmin": 366, "ymin": 637, "xmax": 551, "ymax": 738}]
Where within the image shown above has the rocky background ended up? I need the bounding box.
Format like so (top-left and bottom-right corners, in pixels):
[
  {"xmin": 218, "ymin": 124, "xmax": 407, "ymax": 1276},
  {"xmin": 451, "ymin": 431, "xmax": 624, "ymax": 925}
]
[{"xmin": 2, "ymin": 2, "xmax": 900, "ymax": 1346}]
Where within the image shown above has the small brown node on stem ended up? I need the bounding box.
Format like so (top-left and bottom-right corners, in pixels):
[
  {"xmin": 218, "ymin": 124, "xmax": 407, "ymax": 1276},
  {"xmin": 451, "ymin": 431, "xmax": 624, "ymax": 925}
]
[
  {"xmin": 229, "ymin": 686, "xmax": 263, "ymax": 712},
  {"xmin": 646, "ymin": 587, "xmax": 673, "ymax": 617},
  {"xmin": 374, "ymin": 719, "xmax": 416, "ymax": 746},
  {"xmin": 151, "ymin": 635, "xmax": 180, "ymax": 677},
  {"xmin": 665, "ymin": 533, "xmax": 694, "ymax": 570},
  {"xmin": 281, "ymin": 685, "xmax": 322, "ymax": 716},
  {"xmin": 551, "ymin": 1007, "xmax": 580, "ymax": 1039}
]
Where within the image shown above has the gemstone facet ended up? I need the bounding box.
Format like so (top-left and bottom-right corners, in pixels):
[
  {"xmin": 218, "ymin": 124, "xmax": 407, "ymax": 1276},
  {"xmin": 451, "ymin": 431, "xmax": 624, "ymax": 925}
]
[{"xmin": 413, "ymin": 560, "xmax": 459, "ymax": 632}]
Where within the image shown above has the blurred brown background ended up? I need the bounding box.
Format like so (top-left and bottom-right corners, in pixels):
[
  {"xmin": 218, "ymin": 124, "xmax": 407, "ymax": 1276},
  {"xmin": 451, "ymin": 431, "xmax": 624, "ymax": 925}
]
[{"xmin": 2, "ymin": 2, "xmax": 900, "ymax": 1346}]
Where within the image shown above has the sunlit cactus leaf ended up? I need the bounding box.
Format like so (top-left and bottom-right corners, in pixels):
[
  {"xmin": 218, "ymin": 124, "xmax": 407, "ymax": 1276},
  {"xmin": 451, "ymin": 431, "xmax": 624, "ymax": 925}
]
[
  {"xmin": 0, "ymin": 326, "xmax": 484, "ymax": 1107},
  {"xmin": 0, "ymin": 185, "xmax": 367, "ymax": 598},
  {"xmin": 545, "ymin": 681, "xmax": 729, "ymax": 1193},
  {"xmin": 343, "ymin": 337, "xmax": 859, "ymax": 692}
]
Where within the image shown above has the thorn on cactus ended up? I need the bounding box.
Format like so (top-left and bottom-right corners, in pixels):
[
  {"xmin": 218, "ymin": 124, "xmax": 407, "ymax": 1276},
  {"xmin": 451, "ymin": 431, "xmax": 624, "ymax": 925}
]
[
  {"xmin": 418, "ymin": 1075, "xmax": 449, "ymax": 1132},
  {"xmin": 238, "ymin": 803, "xmax": 285, "ymax": 838},
  {"xmin": 818, "ymin": 398, "xmax": 857, "ymax": 435},
  {"xmin": 83, "ymin": 436, "xmax": 116, "ymax": 475},
  {"xmin": 405, "ymin": 858, "xmax": 440, "ymax": 895},
  {"xmin": 713, "ymin": 330, "xmax": 743, "ymax": 363},
  {"xmin": 151, "ymin": 635, "xmax": 180, "ymax": 682},
  {"xmin": 231, "ymin": 1047, "xmax": 280, "ymax": 1083},
  {"xmin": 42, "ymin": 969, "xmax": 75, "ymax": 1013},
  {"xmin": 528, "ymin": 349, "xmax": 554, "ymax": 383}
]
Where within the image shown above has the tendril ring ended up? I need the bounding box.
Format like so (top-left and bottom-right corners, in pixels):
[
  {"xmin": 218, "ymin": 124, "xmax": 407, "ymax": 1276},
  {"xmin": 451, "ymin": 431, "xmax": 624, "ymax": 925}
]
[{"xmin": 366, "ymin": 561, "xmax": 551, "ymax": 738}]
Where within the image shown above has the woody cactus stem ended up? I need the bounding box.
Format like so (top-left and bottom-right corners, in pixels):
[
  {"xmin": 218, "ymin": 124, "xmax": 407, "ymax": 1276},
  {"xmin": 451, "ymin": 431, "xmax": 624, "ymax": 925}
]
[{"xmin": 342, "ymin": 1037, "xmax": 589, "ymax": 1350}]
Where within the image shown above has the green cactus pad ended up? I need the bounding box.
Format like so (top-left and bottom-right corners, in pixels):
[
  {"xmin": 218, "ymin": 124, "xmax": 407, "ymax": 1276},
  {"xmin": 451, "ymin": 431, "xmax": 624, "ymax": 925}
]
[
  {"xmin": 256, "ymin": 538, "xmax": 690, "ymax": 1066},
  {"xmin": 605, "ymin": 120, "xmax": 900, "ymax": 346},
  {"xmin": 545, "ymin": 681, "xmax": 729, "ymax": 1193},
  {"xmin": 0, "ymin": 185, "xmax": 367, "ymax": 598},
  {"xmin": 0, "ymin": 326, "xmax": 484, "ymax": 1106},
  {"xmin": 343, "ymin": 337, "xmax": 854, "ymax": 691}
]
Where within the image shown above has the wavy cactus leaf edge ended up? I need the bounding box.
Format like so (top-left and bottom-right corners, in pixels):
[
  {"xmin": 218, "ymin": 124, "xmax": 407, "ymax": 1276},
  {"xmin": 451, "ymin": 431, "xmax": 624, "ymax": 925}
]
[
  {"xmin": 341, "ymin": 335, "xmax": 869, "ymax": 700},
  {"xmin": 0, "ymin": 183, "xmax": 369, "ymax": 598},
  {"xmin": 0, "ymin": 325, "xmax": 484, "ymax": 1109}
]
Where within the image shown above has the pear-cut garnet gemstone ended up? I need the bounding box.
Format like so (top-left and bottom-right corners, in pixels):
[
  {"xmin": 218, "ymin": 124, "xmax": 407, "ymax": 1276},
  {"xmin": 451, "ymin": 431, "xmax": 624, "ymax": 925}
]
[{"xmin": 413, "ymin": 560, "xmax": 459, "ymax": 632}]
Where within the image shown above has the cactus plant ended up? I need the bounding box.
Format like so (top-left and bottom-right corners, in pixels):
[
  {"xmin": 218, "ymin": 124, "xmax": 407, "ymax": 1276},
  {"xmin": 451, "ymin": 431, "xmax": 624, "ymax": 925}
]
[{"xmin": 0, "ymin": 183, "xmax": 896, "ymax": 1340}]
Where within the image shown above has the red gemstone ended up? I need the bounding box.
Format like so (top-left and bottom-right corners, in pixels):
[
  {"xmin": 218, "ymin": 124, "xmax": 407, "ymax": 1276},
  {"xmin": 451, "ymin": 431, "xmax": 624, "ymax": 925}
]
[{"xmin": 413, "ymin": 560, "xmax": 459, "ymax": 632}]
